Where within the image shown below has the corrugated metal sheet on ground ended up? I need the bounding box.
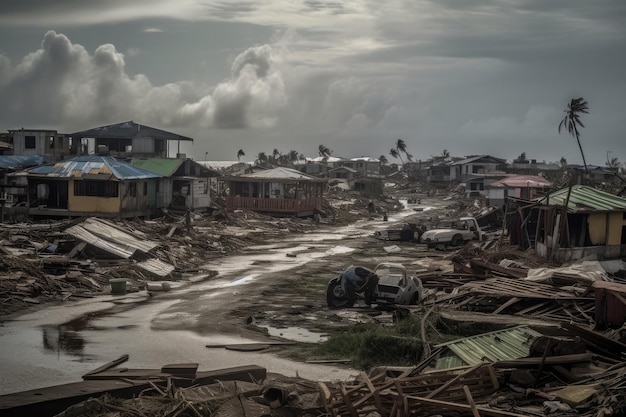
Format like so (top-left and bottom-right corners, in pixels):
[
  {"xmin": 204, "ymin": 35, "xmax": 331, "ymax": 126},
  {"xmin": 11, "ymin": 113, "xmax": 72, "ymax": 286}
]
[
  {"xmin": 65, "ymin": 218, "xmax": 159, "ymax": 258},
  {"xmin": 65, "ymin": 224, "xmax": 136, "ymax": 258},
  {"xmin": 81, "ymin": 218, "xmax": 159, "ymax": 253},
  {"xmin": 434, "ymin": 325, "xmax": 542, "ymax": 368},
  {"xmin": 135, "ymin": 258, "xmax": 175, "ymax": 277}
]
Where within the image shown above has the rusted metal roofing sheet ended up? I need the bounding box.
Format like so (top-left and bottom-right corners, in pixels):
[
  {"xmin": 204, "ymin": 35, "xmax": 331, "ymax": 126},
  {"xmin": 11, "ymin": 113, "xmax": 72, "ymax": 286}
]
[
  {"xmin": 538, "ymin": 185, "xmax": 626, "ymax": 213},
  {"xmin": 70, "ymin": 121, "xmax": 193, "ymax": 141},
  {"xmin": 27, "ymin": 155, "xmax": 160, "ymax": 180},
  {"xmin": 434, "ymin": 326, "xmax": 542, "ymax": 368},
  {"xmin": 65, "ymin": 218, "xmax": 159, "ymax": 258}
]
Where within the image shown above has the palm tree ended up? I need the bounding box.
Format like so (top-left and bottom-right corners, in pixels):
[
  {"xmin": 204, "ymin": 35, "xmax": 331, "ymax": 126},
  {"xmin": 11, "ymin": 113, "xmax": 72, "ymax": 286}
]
[
  {"xmin": 394, "ymin": 139, "xmax": 407, "ymax": 165},
  {"xmin": 288, "ymin": 150, "xmax": 299, "ymax": 164},
  {"xmin": 441, "ymin": 149, "xmax": 450, "ymax": 158},
  {"xmin": 514, "ymin": 152, "xmax": 528, "ymax": 163},
  {"xmin": 389, "ymin": 148, "xmax": 400, "ymax": 163},
  {"xmin": 236, "ymin": 149, "xmax": 245, "ymax": 161},
  {"xmin": 559, "ymin": 156, "xmax": 567, "ymax": 169},
  {"xmin": 379, "ymin": 155, "xmax": 388, "ymax": 166},
  {"xmin": 607, "ymin": 157, "xmax": 621, "ymax": 168},
  {"xmin": 558, "ymin": 97, "xmax": 589, "ymax": 175},
  {"xmin": 256, "ymin": 152, "xmax": 268, "ymax": 165},
  {"xmin": 318, "ymin": 144, "xmax": 331, "ymax": 158}
]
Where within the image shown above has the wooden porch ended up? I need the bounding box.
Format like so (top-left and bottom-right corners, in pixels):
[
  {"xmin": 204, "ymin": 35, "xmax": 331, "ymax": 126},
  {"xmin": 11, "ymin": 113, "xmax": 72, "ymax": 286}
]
[{"xmin": 225, "ymin": 196, "xmax": 323, "ymax": 216}]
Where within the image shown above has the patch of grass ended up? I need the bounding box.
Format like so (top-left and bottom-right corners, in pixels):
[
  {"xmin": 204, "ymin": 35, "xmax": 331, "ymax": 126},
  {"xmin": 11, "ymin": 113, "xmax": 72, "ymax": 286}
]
[{"xmin": 311, "ymin": 315, "xmax": 423, "ymax": 371}]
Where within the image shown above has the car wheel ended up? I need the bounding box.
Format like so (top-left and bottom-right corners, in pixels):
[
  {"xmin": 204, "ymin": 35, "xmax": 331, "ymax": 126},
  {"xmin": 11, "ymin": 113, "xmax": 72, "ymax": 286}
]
[
  {"xmin": 451, "ymin": 234, "xmax": 464, "ymax": 246},
  {"xmin": 326, "ymin": 281, "xmax": 354, "ymax": 309}
]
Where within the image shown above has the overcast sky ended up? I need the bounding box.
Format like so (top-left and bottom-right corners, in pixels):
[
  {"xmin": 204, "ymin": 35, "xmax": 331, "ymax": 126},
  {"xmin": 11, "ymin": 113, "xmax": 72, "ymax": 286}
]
[{"xmin": 0, "ymin": 1, "xmax": 624, "ymax": 165}]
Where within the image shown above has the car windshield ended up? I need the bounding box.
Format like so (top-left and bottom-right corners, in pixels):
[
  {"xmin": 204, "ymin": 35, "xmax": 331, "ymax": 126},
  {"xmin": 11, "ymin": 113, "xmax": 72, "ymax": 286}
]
[{"xmin": 375, "ymin": 266, "xmax": 406, "ymax": 286}]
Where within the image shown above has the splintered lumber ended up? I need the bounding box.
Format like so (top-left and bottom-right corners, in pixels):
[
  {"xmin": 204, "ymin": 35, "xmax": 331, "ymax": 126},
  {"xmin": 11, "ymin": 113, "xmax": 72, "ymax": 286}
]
[
  {"xmin": 461, "ymin": 277, "xmax": 589, "ymax": 300},
  {"xmin": 491, "ymin": 353, "xmax": 594, "ymax": 368},
  {"xmin": 470, "ymin": 258, "xmax": 528, "ymax": 279},
  {"xmin": 321, "ymin": 364, "xmax": 502, "ymax": 417},
  {"xmin": 0, "ymin": 365, "xmax": 266, "ymax": 417},
  {"xmin": 402, "ymin": 395, "xmax": 529, "ymax": 417}
]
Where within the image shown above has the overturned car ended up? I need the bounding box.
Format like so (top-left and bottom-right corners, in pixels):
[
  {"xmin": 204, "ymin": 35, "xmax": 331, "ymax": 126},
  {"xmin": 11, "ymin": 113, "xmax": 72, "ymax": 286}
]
[{"xmin": 326, "ymin": 262, "xmax": 423, "ymax": 309}]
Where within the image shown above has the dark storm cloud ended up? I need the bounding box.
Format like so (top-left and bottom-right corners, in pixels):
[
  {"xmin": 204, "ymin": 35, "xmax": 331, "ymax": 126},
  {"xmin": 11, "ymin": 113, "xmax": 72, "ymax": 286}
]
[
  {"xmin": 0, "ymin": 31, "xmax": 286, "ymax": 131},
  {"xmin": 0, "ymin": 1, "xmax": 624, "ymax": 163}
]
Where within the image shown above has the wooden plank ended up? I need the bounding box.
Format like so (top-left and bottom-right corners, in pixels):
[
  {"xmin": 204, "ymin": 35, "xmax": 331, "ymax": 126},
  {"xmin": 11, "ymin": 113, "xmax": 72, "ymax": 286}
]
[
  {"xmin": 425, "ymin": 363, "xmax": 485, "ymax": 399},
  {"xmin": 492, "ymin": 353, "xmax": 593, "ymax": 368},
  {"xmin": 492, "ymin": 297, "xmax": 519, "ymax": 314},
  {"xmin": 0, "ymin": 365, "xmax": 266, "ymax": 417},
  {"xmin": 82, "ymin": 354, "xmax": 129, "ymax": 378},
  {"xmin": 340, "ymin": 384, "xmax": 359, "ymax": 417},
  {"xmin": 404, "ymin": 395, "xmax": 529, "ymax": 417},
  {"xmin": 354, "ymin": 372, "xmax": 384, "ymax": 415},
  {"xmin": 463, "ymin": 385, "xmax": 482, "ymax": 417}
]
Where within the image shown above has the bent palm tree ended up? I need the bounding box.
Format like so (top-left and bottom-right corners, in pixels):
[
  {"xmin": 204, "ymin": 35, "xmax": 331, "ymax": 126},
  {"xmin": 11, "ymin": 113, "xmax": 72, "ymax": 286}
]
[
  {"xmin": 256, "ymin": 152, "xmax": 268, "ymax": 165},
  {"xmin": 236, "ymin": 149, "xmax": 245, "ymax": 161},
  {"xmin": 389, "ymin": 148, "xmax": 401, "ymax": 166},
  {"xmin": 607, "ymin": 157, "xmax": 621, "ymax": 169},
  {"xmin": 318, "ymin": 144, "xmax": 331, "ymax": 158},
  {"xmin": 558, "ymin": 97, "xmax": 589, "ymax": 176},
  {"xmin": 395, "ymin": 139, "xmax": 407, "ymax": 165}
]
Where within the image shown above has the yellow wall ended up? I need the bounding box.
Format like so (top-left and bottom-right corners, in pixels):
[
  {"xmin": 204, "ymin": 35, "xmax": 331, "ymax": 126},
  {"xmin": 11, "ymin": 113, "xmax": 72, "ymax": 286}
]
[
  {"xmin": 587, "ymin": 213, "xmax": 606, "ymax": 245},
  {"xmin": 607, "ymin": 212, "xmax": 625, "ymax": 245},
  {"xmin": 68, "ymin": 180, "xmax": 121, "ymax": 213},
  {"xmin": 588, "ymin": 212, "xmax": 625, "ymax": 246}
]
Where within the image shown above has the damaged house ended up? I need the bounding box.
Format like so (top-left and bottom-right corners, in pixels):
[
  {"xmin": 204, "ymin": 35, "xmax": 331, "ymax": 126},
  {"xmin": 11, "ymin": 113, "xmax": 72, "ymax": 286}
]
[
  {"xmin": 222, "ymin": 167, "xmax": 327, "ymax": 217},
  {"xmin": 512, "ymin": 185, "xmax": 626, "ymax": 261},
  {"xmin": 132, "ymin": 158, "xmax": 221, "ymax": 212},
  {"xmin": 24, "ymin": 155, "xmax": 161, "ymax": 219},
  {"xmin": 69, "ymin": 121, "xmax": 193, "ymax": 159}
]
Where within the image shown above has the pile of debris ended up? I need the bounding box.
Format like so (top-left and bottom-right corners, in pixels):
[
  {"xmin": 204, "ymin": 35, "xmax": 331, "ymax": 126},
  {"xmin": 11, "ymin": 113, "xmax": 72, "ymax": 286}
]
[{"xmin": 0, "ymin": 209, "xmax": 322, "ymax": 319}]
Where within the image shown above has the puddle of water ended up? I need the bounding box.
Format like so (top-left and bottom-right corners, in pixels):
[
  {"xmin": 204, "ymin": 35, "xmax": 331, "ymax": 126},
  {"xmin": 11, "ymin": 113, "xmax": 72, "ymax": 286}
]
[{"xmin": 262, "ymin": 325, "xmax": 328, "ymax": 343}]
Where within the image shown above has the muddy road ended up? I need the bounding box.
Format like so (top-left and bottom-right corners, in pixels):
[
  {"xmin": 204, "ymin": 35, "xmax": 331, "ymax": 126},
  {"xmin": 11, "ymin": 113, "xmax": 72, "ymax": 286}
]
[{"xmin": 0, "ymin": 198, "xmax": 448, "ymax": 395}]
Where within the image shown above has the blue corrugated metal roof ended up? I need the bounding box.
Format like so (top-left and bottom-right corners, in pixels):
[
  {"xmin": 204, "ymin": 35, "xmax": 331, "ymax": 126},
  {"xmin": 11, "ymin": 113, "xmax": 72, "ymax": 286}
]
[
  {"xmin": 0, "ymin": 155, "xmax": 44, "ymax": 170},
  {"xmin": 27, "ymin": 155, "xmax": 160, "ymax": 180},
  {"xmin": 538, "ymin": 185, "xmax": 626, "ymax": 213}
]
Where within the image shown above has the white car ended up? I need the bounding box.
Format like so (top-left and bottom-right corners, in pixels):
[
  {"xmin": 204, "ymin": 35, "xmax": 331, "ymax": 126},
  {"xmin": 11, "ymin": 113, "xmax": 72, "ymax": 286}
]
[
  {"xmin": 420, "ymin": 217, "xmax": 484, "ymax": 248},
  {"xmin": 374, "ymin": 262, "xmax": 423, "ymax": 306}
]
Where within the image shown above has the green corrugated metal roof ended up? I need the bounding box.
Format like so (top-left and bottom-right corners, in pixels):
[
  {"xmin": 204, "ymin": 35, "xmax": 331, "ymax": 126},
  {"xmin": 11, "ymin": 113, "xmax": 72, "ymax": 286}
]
[
  {"xmin": 539, "ymin": 185, "xmax": 626, "ymax": 213},
  {"xmin": 132, "ymin": 158, "xmax": 183, "ymax": 177},
  {"xmin": 434, "ymin": 326, "xmax": 542, "ymax": 368}
]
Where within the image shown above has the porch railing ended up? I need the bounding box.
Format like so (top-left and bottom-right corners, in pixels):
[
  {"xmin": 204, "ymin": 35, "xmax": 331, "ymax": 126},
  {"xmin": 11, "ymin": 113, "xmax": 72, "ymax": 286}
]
[{"xmin": 225, "ymin": 196, "xmax": 322, "ymax": 213}]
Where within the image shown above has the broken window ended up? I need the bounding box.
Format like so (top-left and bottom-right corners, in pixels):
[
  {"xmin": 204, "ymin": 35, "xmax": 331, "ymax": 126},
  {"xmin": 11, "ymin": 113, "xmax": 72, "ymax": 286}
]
[
  {"xmin": 25, "ymin": 136, "xmax": 36, "ymax": 149},
  {"xmin": 74, "ymin": 180, "xmax": 119, "ymax": 197}
]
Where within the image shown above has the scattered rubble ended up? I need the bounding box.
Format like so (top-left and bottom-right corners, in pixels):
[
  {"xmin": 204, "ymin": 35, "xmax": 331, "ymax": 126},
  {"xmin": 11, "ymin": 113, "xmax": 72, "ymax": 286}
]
[{"xmin": 2, "ymin": 184, "xmax": 626, "ymax": 416}]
